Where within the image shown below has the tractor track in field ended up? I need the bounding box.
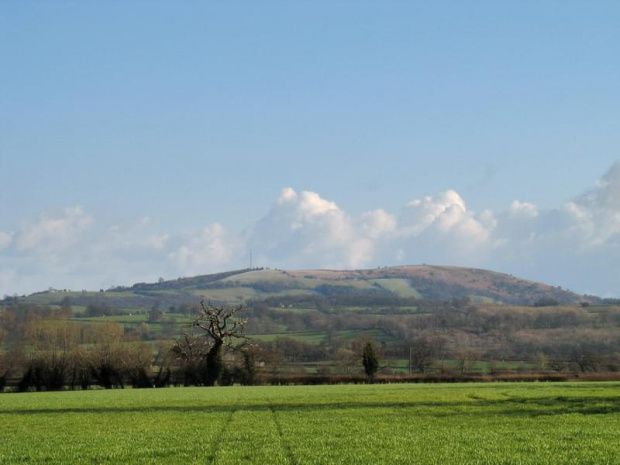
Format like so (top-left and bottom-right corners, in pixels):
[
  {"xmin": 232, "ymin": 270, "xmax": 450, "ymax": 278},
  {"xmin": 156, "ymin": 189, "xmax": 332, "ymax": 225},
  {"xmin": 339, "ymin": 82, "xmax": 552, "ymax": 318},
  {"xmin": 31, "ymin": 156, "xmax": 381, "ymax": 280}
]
[
  {"xmin": 269, "ymin": 406, "xmax": 297, "ymax": 465},
  {"xmin": 206, "ymin": 408, "xmax": 235, "ymax": 463}
]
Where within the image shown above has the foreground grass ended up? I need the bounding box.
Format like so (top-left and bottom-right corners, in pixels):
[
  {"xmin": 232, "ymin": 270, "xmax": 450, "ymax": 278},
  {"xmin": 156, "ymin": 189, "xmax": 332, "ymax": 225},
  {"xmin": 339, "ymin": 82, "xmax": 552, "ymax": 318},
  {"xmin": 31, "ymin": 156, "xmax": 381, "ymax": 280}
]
[{"xmin": 1, "ymin": 382, "xmax": 619, "ymax": 464}]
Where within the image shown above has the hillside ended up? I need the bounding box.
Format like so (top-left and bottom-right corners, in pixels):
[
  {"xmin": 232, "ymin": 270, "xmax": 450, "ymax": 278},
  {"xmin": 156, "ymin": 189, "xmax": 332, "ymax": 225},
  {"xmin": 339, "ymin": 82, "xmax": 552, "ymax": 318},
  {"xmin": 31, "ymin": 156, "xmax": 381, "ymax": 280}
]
[
  {"xmin": 3, "ymin": 265, "xmax": 619, "ymax": 384},
  {"xmin": 17, "ymin": 265, "xmax": 588, "ymax": 309}
]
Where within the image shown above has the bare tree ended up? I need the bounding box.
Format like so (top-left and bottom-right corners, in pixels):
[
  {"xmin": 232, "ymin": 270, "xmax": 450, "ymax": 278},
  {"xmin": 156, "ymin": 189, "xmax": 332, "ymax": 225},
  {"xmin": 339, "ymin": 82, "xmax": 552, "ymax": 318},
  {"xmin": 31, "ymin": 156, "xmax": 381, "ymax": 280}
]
[
  {"xmin": 190, "ymin": 302, "xmax": 249, "ymax": 386},
  {"xmin": 170, "ymin": 332, "xmax": 212, "ymax": 386},
  {"xmin": 87, "ymin": 322, "xmax": 128, "ymax": 389},
  {"xmin": 410, "ymin": 337, "xmax": 434, "ymax": 373},
  {"xmin": 20, "ymin": 319, "xmax": 81, "ymax": 391},
  {"xmin": 454, "ymin": 348, "xmax": 479, "ymax": 374},
  {"xmin": 0, "ymin": 347, "xmax": 25, "ymax": 392},
  {"xmin": 335, "ymin": 348, "xmax": 357, "ymax": 374}
]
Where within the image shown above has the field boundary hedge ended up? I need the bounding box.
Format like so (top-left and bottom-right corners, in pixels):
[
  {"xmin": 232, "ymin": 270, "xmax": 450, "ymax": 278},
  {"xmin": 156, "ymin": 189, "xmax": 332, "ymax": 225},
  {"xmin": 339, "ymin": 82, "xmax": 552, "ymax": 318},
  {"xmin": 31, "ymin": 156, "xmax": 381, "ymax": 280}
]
[
  {"xmin": 264, "ymin": 372, "xmax": 620, "ymax": 385},
  {"xmin": 4, "ymin": 371, "xmax": 620, "ymax": 392}
]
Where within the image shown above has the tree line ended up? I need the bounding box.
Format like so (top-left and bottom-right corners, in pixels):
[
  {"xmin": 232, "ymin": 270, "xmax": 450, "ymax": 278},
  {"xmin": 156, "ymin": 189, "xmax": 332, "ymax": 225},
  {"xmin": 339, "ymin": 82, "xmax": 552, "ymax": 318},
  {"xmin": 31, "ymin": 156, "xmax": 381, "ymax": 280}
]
[
  {"xmin": 3, "ymin": 297, "xmax": 620, "ymax": 392},
  {"xmin": 0, "ymin": 301, "xmax": 386, "ymax": 392}
]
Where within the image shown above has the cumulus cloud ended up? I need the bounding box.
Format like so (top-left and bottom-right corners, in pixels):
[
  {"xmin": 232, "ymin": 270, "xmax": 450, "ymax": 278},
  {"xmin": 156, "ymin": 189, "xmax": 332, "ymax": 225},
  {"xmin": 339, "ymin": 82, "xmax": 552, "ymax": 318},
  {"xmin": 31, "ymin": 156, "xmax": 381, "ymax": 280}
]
[
  {"xmin": 16, "ymin": 206, "xmax": 93, "ymax": 252},
  {"xmin": 0, "ymin": 232, "xmax": 12, "ymax": 250},
  {"xmin": 382, "ymin": 190, "xmax": 497, "ymax": 266},
  {"xmin": 483, "ymin": 162, "xmax": 620, "ymax": 294},
  {"xmin": 0, "ymin": 209, "xmax": 172, "ymax": 294},
  {"xmin": 168, "ymin": 223, "xmax": 240, "ymax": 275},
  {"xmin": 509, "ymin": 200, "xmax": 538, "ymax": 219},
  {"xmin": 93, "ymin": 219, "xmax": 170, "ymax": 257},
  {"xmin": 400, "ymin": 190, "xmax": 467, "ymax": 234},
  {"xmin": 358, "ymin": 209, "xmax": 397, "ymax": 239},
  {"xmin": 565, "ymin": 163, "xmax": 620, "ymax": 247},
  {"xmin": 3, "ymin": 162, "xmax": 620, "ymax": 297},
  {"xmin": 245, "ymin": 188, "xmax": 372, "ymax": 269}
]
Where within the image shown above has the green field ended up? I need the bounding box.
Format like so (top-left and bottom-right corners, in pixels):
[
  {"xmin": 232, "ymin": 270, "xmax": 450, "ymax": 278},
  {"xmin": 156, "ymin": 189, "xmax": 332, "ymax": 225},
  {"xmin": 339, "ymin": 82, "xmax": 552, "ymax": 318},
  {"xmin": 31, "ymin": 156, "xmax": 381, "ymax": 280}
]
[
  {"xmin": 1, "ymin": 382, "xmax": 619, "ymax": 464},
  {"xmin": 371, "ymin": 279, "xmax": 422, "ymax": 298},
  {"xmin": 251, "ymin": 328, "xmax": 395, "ymax": 346}
]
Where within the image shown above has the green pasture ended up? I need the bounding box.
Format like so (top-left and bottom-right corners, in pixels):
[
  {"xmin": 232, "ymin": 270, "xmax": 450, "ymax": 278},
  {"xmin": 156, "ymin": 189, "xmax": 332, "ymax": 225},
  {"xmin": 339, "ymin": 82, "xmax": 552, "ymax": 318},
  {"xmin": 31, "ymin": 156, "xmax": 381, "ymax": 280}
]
[
  {"xmin": 468, "ymin": 295, "xmax": 498, "ymax": 304},
  {"xmin": 219, "ymin": 270, "xmax": 418, "ymax": 297},
  {"xmin": 23, "ymin": 291, "xmax": 103, "ymax": 305},
  {"xmin": 1, "ymin": 382, "xmax": 619, "ymax": 464},
  {"xmin": 219, "ymin": 269, "xmax": 289, "ymax": 284},
  {"xmin": 76, "ymin": 315, "xmax": 149, "ymax": 324},
  {"xmin": 191, "ymin": 287, "xmax": 315, "ymax": 303},
  {"xmin": 336, "ymin": 305, "xmax": 420, "ymax": 314},
  {"xmin": 273, "ymin": 307, "xmax": 316, "ymax": 314},
  {"xmin": 336, "ymin": 328, "xmax": 395, "ymax": 343},
  {"xmin": 371, "ymin": 278, "xmax": 421, "ymax": 298},
  {"xmin": 251, "ymin": 328, "xmax": 395, "ymax": 346},
  {"xmin": 251, "ymin": 331, "xmax": 326, "ymax": 345},
  {"xmin": 76, "ymin": 314, "xmax": 192, "ymax": 325},
  {"xmin": 388, "ymin": 359, "xmax": 534, "ymax": 374}
]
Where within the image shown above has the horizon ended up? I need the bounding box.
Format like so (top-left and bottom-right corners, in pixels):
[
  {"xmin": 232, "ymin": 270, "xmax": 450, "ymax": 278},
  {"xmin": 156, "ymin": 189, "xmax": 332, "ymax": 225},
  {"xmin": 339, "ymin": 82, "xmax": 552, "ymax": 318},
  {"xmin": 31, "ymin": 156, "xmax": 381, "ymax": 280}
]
[
  {"xmin": 4, "ymin": 262, "xmax": 602, "ymax": 300},
  {"xmin": 1, "ymin": 3, "xmax": 619, "ymax": 297}
]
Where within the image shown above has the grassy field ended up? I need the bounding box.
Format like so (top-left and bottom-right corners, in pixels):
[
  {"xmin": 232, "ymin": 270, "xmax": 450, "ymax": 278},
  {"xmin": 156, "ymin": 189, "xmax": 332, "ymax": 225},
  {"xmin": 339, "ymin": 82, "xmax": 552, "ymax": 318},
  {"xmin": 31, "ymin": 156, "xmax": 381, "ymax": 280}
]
[
  {"xmin": 1, "ymin": 382, "xmax": 619, "ymax": 464},
  {"xmin": 251, "ymin": 328, "xmax": 396, "ymax": 346},
  {"xmin": 370, "ymin": 278, "xmax": 422, "ymax": 298}
]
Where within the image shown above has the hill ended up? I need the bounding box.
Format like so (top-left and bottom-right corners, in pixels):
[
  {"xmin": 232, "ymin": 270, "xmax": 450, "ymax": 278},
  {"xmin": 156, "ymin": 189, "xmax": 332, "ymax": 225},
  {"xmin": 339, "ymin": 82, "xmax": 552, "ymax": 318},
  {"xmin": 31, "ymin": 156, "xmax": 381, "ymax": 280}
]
[
  {"xmin": 3, "ymin": 265, "xmax": 619, "ymax": 385},
  {"xmin": 17, "ymin": 265, "xmax": 588, "ymax": 309}
]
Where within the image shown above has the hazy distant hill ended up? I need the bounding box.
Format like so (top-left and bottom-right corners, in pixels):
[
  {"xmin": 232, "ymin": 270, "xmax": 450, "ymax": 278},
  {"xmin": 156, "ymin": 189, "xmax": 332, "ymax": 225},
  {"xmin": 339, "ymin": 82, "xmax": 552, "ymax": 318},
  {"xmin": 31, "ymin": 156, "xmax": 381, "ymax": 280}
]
[{"xmin": 19, "ymin": 265, "xmax": 588, "ymax": 309}]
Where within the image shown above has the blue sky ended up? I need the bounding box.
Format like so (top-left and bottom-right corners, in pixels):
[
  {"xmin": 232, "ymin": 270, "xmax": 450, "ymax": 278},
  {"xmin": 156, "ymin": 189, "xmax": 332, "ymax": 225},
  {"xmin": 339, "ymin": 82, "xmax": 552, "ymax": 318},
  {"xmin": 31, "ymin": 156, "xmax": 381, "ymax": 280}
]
[{"xmin": 1, "ymin": 2, "xmax": 619, "ymax": 296}]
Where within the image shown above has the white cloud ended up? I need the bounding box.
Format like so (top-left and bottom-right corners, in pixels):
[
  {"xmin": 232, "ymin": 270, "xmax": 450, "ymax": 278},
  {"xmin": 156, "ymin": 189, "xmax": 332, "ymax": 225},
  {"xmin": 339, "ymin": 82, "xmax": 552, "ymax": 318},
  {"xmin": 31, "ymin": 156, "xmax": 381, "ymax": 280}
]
[
  {"xmin": 93, "ymin": 219, "xmax": 170, "ymax": 256},
  {"xmin": 586, "ymin": 161, "xmax": 620, "ymax": 210},
  {"xmin": 510, "ymin": 200, "xmax": 538, "ymax": 219},
  {"xmin": 387, "ymin": 190, "xmax": 496, "ymax": 266},
  {"xmin": 358, "ymin": 209, "xmax": 397, "ymax": 239},
  {"xmin": 564, "ymin": 162, "xmax": 620, "ymax": 247},
  {"xmin": 0, "ymin": 232, "xmax": 12, "ymax": 250},
  {"xmin": 168, "ymin": 223, "xmax": 239, "ymax": 275},
  {"xmin": 246, "ymin": 188, "xmax": 372, "ymax": 269},
  {"xmin": 399, "ymin": 189, "xmax": 467, "ymax": 236},
  {"xmin": 3, "ymin": 162, "xmax": 620, "ymax": 297},
  {"xmin": 16, "ymin": 206, "xmax": 93, "ymax": 252}
]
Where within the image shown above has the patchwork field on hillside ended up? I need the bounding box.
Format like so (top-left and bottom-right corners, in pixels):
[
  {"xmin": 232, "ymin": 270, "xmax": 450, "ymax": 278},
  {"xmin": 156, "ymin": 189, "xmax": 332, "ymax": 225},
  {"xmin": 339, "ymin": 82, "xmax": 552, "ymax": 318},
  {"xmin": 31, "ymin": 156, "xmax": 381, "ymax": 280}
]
[
  {"xmin": 18, "ymin": 265, "xmax": 588, "ymax": 309},
  {"xmin": 1, "ymin": 382, "xmax": 619, "ymax": 464}
]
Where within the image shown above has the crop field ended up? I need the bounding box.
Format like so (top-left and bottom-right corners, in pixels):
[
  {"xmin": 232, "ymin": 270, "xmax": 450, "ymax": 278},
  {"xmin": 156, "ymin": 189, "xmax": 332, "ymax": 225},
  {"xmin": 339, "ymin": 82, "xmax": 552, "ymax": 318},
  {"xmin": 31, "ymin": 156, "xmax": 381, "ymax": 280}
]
[{"xmin": 1, "ymin": 382, "xmax": 619, "ymax": 464}]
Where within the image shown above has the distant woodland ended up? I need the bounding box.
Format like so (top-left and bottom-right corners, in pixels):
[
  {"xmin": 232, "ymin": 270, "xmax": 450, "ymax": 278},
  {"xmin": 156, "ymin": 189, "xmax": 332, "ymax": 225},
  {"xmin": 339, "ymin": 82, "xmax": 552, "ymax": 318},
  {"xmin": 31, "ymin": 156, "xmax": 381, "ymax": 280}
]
[{"xmin": 2, "ymin": 297, "xmax": 620, "ymax": 391}]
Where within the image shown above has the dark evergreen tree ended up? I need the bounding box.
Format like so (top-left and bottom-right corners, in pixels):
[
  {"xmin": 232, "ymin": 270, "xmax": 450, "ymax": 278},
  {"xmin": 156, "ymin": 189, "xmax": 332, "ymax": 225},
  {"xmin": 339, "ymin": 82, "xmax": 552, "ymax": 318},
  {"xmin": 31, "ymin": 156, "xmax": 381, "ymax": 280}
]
[{"xmin": 362, "ymin": 342, "xmax": 379, "ymax": 378}]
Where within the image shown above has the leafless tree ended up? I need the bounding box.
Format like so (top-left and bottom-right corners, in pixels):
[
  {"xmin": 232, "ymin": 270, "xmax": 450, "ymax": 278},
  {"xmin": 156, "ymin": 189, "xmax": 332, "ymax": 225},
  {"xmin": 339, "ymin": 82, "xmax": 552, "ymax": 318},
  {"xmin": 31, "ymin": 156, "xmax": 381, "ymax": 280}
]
[
  {"xmin": 170, "ymin": 332, "xmax": 212, "ymax": 385},
  {"xmin": 189, "ymin": 301, "xmax": 249, "ymax": 386}
]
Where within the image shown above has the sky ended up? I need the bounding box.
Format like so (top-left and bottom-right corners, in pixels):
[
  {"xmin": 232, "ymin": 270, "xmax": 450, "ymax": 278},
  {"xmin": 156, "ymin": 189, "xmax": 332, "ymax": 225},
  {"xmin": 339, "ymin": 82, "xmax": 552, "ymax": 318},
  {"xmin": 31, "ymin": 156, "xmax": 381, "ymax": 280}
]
[{"xmin": 1, "ymin": 2, "xmax": 619, "ymax": 297}]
